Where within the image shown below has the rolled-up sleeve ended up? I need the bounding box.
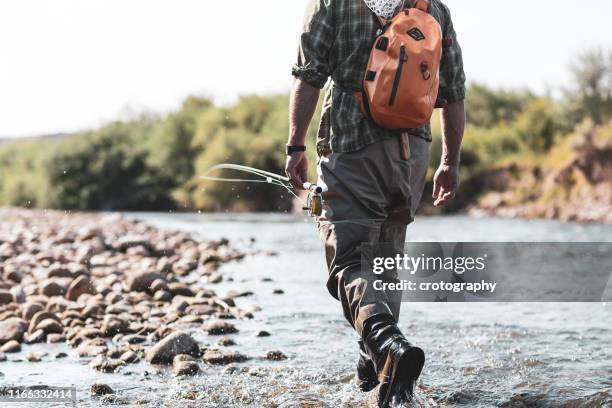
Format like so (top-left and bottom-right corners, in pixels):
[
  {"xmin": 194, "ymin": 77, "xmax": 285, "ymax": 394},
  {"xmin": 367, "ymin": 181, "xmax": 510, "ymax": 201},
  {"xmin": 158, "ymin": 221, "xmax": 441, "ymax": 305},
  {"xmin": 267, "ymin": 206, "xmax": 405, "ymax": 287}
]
[
  {"xmin": 291, "ymin": 0, "xmax": 334, "ymax": 89},
  {"xmin": 438, "ymin": 4, "xmax": 466, "ymax": 103}
]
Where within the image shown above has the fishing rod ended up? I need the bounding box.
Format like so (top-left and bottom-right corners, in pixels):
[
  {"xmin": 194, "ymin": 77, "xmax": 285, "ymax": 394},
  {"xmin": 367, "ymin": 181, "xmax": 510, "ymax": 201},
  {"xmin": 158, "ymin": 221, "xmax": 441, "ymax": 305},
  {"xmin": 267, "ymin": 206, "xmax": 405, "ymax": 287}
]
[{"xmin": 200, "ymin": 164, "xmax": 323, "ymax": 217}]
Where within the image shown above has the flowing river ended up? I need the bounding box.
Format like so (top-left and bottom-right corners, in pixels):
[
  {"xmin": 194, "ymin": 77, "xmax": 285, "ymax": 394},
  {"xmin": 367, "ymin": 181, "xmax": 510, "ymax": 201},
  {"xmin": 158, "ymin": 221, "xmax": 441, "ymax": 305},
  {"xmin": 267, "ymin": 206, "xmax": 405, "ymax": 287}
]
[{"xmin": 1, "ymin": 214, "xmax": 611, "ymax": 407}]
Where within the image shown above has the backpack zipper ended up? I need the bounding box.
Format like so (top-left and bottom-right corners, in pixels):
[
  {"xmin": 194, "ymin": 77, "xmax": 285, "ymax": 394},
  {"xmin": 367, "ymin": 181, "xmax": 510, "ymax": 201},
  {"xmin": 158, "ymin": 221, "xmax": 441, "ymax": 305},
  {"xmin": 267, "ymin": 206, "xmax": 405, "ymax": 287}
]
[{"xmin": 388, "ymin": 45, "xmax": 407, "ymax": 106}]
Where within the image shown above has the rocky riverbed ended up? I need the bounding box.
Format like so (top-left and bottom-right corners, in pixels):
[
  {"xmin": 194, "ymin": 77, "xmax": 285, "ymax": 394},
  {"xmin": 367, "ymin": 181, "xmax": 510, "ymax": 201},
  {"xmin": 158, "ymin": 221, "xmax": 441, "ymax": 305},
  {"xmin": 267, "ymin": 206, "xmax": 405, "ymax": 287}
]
[{"xmin": 0, "ymin": 208, "xmax": 286, "ymax": 405}]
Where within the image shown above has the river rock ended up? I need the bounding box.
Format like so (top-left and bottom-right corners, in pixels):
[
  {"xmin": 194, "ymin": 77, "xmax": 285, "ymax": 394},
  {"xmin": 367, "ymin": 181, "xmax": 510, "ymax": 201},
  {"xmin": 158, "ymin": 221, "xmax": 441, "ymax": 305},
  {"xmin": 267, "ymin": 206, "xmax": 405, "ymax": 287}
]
[
  {"xmin": 39, "ymin": 279, "xmax": 66, "ymax": 297},
  {"xmin": 119, "ymin": 350, "xmax": 140, "ymax": 364},
  {"xmin": 0, "ymin": 352, "xmax": 6, "ymax": 361},
  {"xmin": 36, "ymin": 318, "xmax": 63, "ymax": 335},
  {"xmin": 89, "ymin": 356, "xmax": 123, "ymax": 373},
  {"xmin": 21, "ymin": 302, "xmax": 44, "ymax": 320},
  {"xmin": 46, "ymin": 264, "xmax": 73, "ymax": 278},
  {"xmin": 173, "ymin": 360, "xmax": 200, "ymax": 376},
  {"xmin": 47, "ymin": 333, "xmax": 65, "ymax": 343},
  {"xmin": 255, "ymin": 330, "xmax": 271, "ymax": 337},
  {"xmin": 1, "ymin": 340, "xmax": 21, "ymax": 353},
  {"xmin": 77, "ymin": 339, "xmax": 109, "ymax": 357},
  {"xmin": 202, "ymin": 349, "xmax": 247, "ymax": 365},
  {"xmin": 66, "ymin": 275, "xmax": 96, "ymax": 301},
  {"xmin": 125, "ymin": 271, "xmax": 164, "ymax": 293},
  {"xmin": 201, "ymin": 320, "xmax": 238, "ymax": 335},
  {"xmin": 217, "ymin": 337, "xmax": 236, "ymax": 346},
  {"xmin": 0, "ymin": 289, "xmax": 13, "ymax": 305},
  {"xmin": 265, "ymin": 350, "xmax": 288, "ymax": 361},
  {"xmin": 145, "ymin": 331, "xmax": 200, "ymax": 365},
  {"xmin": 28, "ymin": 311, "xmax": 60, "ymax": 334},
  {"xmin": 0, "ymin": 317, "xmax": 27, "ymax": 344},
  {"xmin": 168, "ymin": 282, "xmax": 194, "ymax": 297},
  {"xmin": 90, "ymin": 383, "xmax": 114, "ymax": 396},
  {"xmin": 25, "ymin": 351, "xmax": 43, "ymax": 362},
  {"xmin": 24, "ymin": 329, "xmax": 46, "ymax": 344}
]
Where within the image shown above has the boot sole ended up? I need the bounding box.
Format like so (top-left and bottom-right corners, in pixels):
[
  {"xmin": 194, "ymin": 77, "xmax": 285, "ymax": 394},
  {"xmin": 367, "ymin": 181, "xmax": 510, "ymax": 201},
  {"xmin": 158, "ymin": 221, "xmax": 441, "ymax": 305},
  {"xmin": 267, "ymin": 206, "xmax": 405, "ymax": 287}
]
[{"xmin": 379, "ymin": 346, "xmax": 425, "ymax": 408}]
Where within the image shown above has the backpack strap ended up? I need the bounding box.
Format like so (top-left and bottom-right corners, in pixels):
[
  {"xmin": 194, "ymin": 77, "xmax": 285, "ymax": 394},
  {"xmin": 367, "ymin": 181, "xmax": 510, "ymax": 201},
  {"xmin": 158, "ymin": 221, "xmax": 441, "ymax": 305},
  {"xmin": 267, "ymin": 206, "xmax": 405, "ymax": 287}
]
[{"xmin": 412, "ymin": 0, "xmax": 430, "ymax": 12}]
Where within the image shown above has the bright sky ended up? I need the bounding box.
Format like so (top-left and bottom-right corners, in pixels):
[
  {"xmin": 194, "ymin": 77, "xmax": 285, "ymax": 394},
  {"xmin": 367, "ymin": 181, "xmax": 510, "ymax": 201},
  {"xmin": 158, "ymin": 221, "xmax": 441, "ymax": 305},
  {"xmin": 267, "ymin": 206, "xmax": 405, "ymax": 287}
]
[{"xmin": 1, "ymin": 0, "xmax": 611, "ymax": 137}]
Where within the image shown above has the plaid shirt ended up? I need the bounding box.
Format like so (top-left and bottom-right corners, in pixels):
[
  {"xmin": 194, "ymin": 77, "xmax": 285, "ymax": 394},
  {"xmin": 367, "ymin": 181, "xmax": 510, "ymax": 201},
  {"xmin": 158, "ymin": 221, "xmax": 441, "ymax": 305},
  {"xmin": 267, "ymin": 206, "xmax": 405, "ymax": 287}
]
[{"xmin": 292, "ymin": 0, "xmax": 466, "ymax": 153}]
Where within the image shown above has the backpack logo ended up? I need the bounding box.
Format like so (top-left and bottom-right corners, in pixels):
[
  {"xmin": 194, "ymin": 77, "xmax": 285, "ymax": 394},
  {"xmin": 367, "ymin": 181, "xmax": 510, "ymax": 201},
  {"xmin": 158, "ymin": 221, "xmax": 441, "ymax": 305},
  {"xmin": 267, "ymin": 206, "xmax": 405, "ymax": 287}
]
[{"xmin": 407, "ymin": 27, "xmax": 425, "ymax": 41}]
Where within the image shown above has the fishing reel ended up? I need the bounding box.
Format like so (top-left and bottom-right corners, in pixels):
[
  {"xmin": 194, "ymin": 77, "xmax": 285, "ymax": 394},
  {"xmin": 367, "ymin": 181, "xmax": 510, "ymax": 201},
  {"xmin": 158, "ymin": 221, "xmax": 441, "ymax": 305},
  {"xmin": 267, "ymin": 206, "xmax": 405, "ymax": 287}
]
[{"xmin": 303, "ymin": 183, "xmax": 324, "ymax": 217}]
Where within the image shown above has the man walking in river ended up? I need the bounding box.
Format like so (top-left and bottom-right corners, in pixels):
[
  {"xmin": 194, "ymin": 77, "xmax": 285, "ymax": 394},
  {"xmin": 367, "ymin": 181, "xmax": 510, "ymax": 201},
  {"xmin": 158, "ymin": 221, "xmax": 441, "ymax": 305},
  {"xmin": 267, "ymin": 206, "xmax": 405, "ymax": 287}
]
[{"xmin": 285, "ymin": 0, "xmax": 466, "ymax": 406}]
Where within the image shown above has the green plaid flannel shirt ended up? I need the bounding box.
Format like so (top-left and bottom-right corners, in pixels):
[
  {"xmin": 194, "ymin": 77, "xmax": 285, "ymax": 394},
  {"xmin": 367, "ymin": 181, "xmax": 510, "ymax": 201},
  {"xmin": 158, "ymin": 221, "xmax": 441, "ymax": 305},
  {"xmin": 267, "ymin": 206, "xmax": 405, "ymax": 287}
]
[{"xmin": 292, "ymin": 0, "xmax": 466, "ymax": 153}]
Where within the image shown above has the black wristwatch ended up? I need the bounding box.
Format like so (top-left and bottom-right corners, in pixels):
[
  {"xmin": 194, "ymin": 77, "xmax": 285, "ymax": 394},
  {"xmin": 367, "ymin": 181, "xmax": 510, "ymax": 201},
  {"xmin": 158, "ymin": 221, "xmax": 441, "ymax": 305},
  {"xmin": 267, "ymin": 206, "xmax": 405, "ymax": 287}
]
[{"xmin": 286, "ymin": 145, "xmax": 306, "ymax": 155}]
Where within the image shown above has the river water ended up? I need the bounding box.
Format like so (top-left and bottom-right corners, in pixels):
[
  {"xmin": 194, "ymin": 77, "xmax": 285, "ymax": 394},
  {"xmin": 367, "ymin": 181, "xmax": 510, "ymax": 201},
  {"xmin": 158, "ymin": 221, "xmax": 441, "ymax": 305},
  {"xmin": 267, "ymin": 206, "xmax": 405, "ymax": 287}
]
[{"xmin": 1, "ymin": 214, "xmax": 611, "ymax": 407}]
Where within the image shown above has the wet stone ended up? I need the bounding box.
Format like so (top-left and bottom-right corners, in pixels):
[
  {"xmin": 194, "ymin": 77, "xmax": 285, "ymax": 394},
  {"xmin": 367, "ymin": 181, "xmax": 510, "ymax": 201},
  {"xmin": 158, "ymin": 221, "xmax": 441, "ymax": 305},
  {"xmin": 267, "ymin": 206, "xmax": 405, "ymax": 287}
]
[
  {"xmin": 90, "ymin": 383, "xmax": 114, "ymax": 396},
  {"xmin": 1, "ymin": 340, "xmax": 21, "ymax": 353},
  {"xmin": 202, "ymin": 349, "xmax": 247, "ymax": 365},
  {"xmin": 25, "ymin": 351, "xmax": 43, "ymax": 362},
  {"xmin": 264, "ymin": 350, "xmax": 288, "ymax": 361},
  {"xmin": 217, "ymin": 337, "xmax": 236, "ymax": 346},
  {"xmin": 119, "ymin": 350, "xmax": 140, "ymax": 364},
  {"xmin": 0, "ymin": 317, "xmax": 28, "ymax": 344},
  {"xmin": 89, "ymin": 355, "xmax": 123, "ymax": 373},
  {"xmin": 145, "ymin": 331, "xmax": 200, "ymax": 365},
  {"xmin": 201, "ymin": 320, "xmax": 238, "ymax": 335},
  {"xmin": 0, "ymin": 289, "xmax": 13, "ymax": 305},
  {"xmin": 24, "ymin": 329, "xmax": 46, "ymax": 344},
  {"xmin": 36, "ymin": 318, "xmax": 63, "ymax": 334},
  {"xmin": 255, "ymin": 330, "xmax": 271, "ymax": 337}
]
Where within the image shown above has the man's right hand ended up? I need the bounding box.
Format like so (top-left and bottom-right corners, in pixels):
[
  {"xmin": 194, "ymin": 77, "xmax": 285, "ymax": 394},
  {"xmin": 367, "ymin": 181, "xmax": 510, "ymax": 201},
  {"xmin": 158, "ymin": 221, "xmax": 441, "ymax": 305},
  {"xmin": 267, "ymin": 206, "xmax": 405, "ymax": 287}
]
[{"xmin": 285, "ymin": 151, "xmax": 308, "ymax": 190}]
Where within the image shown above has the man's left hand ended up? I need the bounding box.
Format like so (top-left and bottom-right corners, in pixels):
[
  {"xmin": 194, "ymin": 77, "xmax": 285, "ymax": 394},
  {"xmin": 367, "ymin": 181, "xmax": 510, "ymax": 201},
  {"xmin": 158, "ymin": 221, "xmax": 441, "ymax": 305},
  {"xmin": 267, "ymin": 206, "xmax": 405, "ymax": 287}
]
[{"xmin": 432, "ymin": 164, "xmax": 460, "ymax": 207}]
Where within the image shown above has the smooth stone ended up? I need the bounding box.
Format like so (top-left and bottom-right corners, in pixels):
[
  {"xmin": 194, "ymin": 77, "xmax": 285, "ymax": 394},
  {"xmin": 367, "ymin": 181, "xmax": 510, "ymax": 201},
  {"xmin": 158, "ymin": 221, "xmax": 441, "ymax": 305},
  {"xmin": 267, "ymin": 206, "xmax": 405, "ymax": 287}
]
[
  {"xmin": 66, "ymin": 276, "xmax": 96, "ymax": 301},
  {"xmin": 47, "ymin": 333, "xmax": 65, "ymax": 343},
  {"xmin": 202, "ymin": 349, "xmax": 247, "ymax": 365},
  {"xmin": 0, "ymin": 289, "xmax": 14, "ymax": 305},
  {"xmin": 201, "ymin": 320, "xmax": 238, "ymax": 335},
  {"xmin": 90, "ymin": 383, "xmax": 114, "ymax": 396},
  {"xmin": 36, "ymin": 318, "xmax": 63, "ymax": 335},
  {"xmin": 172, "ymin": 360, "xmax": 200, "ymax": 376},
  {"xmin": 0, "ymin": 318, "xmax": 28, "ymax": 344},
  {"xmin": 1, "ymin": 340, "xmax": 21, "ymax": 353},
  {"xmin": 21, "ymin": 302, "xmax": 44, "ymax": 321},
  {"xmin": 265, "ymin": 350, "xmax": 288, "ymax": 361},
  {"xmin": 24, "ymin": 329, "xmax": 46, "ymax": 344},
  {"xmin": 89, "ymin": 356, "xmax": 123, "ymax": 373},
  {"xmin": 25, "ymin": 351, "xmax": 43, "ymax": 362},
  {"xmin": 145, "ymin": 331, "xmax": 200, "ymax": 365},
  {"xmin": 119, "ymin": 350, "xmax": 139, "ymax": 364},
  {"xmin": 217, "ymin": 337, "xmax": 236, "ymax": 346},
  {"xmin": 255, "ymin": 331, "xmax": 271, "ymax": 337},
  {"xmin": 125, "ymin": 271, "xmax": 164, "ymax": 293},
  {"xmin": 39, "ymin": 280, "xmax": 66, "ymax": 297},
  {"xmin": 28, "ymin": 311, "xmax": 60, "ymax": 334}
]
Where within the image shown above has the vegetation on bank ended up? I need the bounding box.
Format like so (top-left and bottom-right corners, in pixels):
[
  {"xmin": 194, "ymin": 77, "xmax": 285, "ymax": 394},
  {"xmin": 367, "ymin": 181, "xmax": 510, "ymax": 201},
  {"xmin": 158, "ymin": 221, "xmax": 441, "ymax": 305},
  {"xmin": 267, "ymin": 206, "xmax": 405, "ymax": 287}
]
[{"xmin": 0, "ymin": 50, "xmax": 611, "ymax": 219}]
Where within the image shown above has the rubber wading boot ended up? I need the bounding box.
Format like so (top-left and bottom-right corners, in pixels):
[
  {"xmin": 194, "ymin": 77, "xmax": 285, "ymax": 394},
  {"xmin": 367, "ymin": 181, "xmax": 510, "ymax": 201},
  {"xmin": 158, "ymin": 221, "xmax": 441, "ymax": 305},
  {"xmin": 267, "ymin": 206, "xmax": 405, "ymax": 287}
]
[
  {"xmin": 363, "ymin": 316, "xmax": 425, "ymax": 408},
  {"xmin": 357, "ymin": 340, "xmax": 379, "ymax": 392}
]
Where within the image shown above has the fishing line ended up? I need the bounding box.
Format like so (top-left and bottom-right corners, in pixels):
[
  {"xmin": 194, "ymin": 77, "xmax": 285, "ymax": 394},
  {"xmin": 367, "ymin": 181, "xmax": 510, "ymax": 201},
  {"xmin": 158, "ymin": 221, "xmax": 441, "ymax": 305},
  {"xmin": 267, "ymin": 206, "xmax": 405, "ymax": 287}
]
[
  {"xmin": 201, "ymin": 164, "xmax": 401, "ymax": 225},
  {"xmin": 201, "ymin": 164, "xmax": 307, "ymax": 206}
]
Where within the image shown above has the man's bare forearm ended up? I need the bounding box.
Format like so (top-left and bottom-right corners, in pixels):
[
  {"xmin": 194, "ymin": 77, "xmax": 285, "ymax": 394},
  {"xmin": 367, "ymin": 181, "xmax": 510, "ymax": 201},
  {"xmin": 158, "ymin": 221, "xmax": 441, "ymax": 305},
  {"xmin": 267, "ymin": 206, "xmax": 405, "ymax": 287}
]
[
  {"xmin": 288, "ymin": 79, "xmax": 320, "ymax": 146},
  {"xmin": 440, "ymin": 100, "xmax": 466, "ymax": 166}
]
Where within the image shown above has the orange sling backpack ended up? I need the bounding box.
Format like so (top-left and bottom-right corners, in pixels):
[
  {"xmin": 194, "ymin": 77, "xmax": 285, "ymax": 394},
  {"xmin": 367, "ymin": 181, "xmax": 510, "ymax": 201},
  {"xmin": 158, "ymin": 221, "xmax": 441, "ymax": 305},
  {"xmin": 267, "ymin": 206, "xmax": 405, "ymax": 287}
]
[{"xmin": 356, "ymin": 0, "xmax": 443, "ymax": 130}]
